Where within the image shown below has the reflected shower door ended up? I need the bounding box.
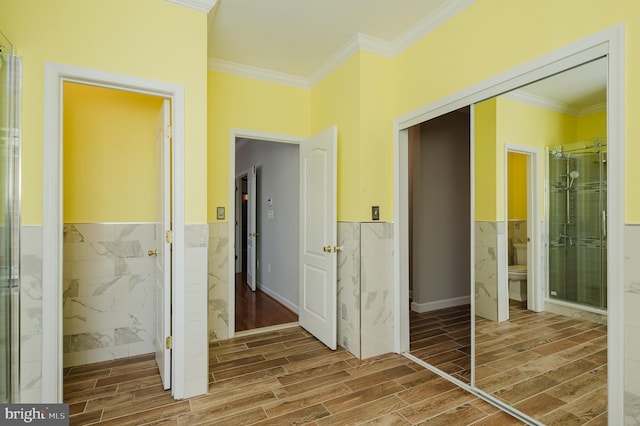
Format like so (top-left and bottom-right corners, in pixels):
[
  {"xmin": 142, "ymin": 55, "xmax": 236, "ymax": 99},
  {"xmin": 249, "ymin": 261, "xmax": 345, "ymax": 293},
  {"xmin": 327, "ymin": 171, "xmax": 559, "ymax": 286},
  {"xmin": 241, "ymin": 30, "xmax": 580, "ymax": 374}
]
[
  {"xmin": 548, "ymin": 140, "xmax": 607, "ymax": 310},
  {"xmin": 0, "ymin": 33, "xmax": 22, "ymax": 403}
]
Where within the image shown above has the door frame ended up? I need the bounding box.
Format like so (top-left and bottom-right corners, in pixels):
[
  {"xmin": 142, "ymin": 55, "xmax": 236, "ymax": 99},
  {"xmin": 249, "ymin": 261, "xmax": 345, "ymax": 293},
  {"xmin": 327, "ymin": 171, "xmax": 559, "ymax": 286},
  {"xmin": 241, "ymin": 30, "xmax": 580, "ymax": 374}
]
[
  {"xmin": 393, "ymin": 24, "xmax": 624, "ymax": 423},
  {"xmin": 503, "ymin": 144, "xmax": 543, "ymax": 317},
  {"xmin": 42, "ymin": 62, "xmax": 186, "ymax": 401},
  {"xmin": 227, "ymin": 129, "xmax": 303, "ymax": 338}
]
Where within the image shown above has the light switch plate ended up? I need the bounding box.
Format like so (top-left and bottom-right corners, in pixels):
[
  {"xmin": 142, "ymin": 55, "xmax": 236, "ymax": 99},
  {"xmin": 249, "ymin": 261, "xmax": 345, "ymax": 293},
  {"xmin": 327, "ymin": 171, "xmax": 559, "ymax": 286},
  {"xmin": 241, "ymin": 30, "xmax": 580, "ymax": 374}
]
[
  {"xmin": 372, "ymin": 206, "xmax": 380, "ymax": 221},
  {"xmin": 217, "ymin": 207, "xmax": 225, "ymax": 220}
]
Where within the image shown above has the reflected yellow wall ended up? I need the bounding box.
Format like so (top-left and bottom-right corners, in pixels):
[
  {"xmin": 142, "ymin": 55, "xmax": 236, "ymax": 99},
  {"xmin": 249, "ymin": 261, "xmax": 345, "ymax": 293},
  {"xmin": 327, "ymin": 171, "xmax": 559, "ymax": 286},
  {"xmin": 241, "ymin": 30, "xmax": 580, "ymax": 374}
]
[
  {"xmin": 474, "ymin": 99, "xmax": 497, "ymax": 221},
  {"xmin": 207, "ymin": 71, "xmax": 310, "ymax": 222},
  {"xmin": 577, "ymin": 110, "xmax": 607, "ymax": 141},
  {"xmin": 508, "ymin": 153, "xmax": 527, "ymax": 220},
  {"xmin": 475, "ymin": 97, "xmax": 578, "ymax": 221},
  {"xmin": 63, "ymin": 82, "xmax": 163, "ymax": 223},
  {"xmin": 0, "ymin": 0, "xmax": 207, "ymax": 225},
  {"xmin": 392, "ymin": 0, "xmax": 640, "ymax": 222}
]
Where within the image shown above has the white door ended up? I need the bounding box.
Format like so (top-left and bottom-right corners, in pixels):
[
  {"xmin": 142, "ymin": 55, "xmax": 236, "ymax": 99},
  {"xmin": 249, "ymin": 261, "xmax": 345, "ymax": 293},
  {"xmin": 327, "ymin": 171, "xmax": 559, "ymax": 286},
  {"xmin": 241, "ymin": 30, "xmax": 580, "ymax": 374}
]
[
  {"xmin": 299, "ymin": 126, "xmax": 338, "ymax": 350},
  {"xmin": 154, "ymin": 99, "xmax": 172, "ymax": 390},
  {"xmin": 246, "ymin": 166, "xmax": 257, "ymax": 291}
]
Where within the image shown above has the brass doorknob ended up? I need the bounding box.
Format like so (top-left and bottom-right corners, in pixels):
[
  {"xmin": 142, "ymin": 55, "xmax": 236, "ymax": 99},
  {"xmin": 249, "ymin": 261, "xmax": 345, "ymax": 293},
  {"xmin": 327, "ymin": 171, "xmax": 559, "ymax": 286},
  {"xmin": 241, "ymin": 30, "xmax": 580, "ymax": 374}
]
[
  {"xmin": 148, "ymin": 249, "xmax": 158, "ymax": 256},
  {"xmin": 323, "ymin": 246, "xmax": 333, "ymax": 253}
]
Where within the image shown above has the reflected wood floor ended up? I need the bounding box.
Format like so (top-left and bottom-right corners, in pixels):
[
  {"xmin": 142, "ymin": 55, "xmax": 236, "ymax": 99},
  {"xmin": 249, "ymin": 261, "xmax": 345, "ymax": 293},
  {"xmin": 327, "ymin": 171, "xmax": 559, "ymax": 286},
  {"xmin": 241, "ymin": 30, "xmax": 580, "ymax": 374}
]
[
  {"xmin": 409, "ymin": 304, "xmax": 471, "ymax": 383},
  {"xmin": 410, "ymin": 301, "xmax": 607, "ymax": 424},
  {"xmin": 235, "ymin": 273, "xmax": 298, "ymax": 332},
  {"xmin": 66, "ymin": 327, "xmax": 524, "ymax": 425}
]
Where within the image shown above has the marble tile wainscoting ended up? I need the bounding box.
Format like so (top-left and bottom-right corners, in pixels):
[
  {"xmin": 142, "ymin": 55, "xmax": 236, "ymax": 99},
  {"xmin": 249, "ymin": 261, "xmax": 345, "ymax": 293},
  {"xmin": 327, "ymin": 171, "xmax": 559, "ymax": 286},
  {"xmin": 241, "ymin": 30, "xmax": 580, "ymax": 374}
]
[
  {"xmin": 182, "ymin": 224, "xmax": 210, "ymax": 398},
  {"xmin": 20, "ymin": 226, "xmax": 43, "ymax": 402},
  {"xmin": 625, "ymin": 224, "xmax": 640, "ymax": 423},
  {"xmin": 337, "ymin": 222, "xmax": 394, "ymax": 359},
  {"xmin": 62, "ymin": 223, "xmax": 157, "ymax": 368},
  {"xmin": 507, "ymin": 220, "xmax": 527, "ymax": 265},
  {"xmin": 337, "ymin": 223, "xmax": 361, "ymax": 358},
  {"xmin": 475, "ymin": 221, "xmax": 500, "ymax": 322},
  {"xmin": 208, "ymin": 222, "xmax": 229, "ymax": 342}
]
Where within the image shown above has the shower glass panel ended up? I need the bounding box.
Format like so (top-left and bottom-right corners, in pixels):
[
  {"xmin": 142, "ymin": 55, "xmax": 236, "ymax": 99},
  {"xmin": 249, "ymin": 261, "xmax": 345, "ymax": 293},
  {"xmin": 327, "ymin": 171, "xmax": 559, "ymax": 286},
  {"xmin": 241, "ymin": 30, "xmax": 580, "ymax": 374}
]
[
  {"xmin": 0, "ymin": 30, "xmax": 21, "ymax": 403},
  {"xmin": 548, "ymin": 138, "xmax": 607, "ymax": 310}
]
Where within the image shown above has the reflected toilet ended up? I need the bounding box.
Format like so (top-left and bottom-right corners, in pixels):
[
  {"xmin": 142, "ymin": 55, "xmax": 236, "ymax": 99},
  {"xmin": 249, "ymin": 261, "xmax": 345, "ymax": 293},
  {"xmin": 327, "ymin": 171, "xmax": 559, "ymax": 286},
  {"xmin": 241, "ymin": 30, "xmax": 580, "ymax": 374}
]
[{"xmin": 508, "ymin": 243, "xmax": 527, "ymax": 301}]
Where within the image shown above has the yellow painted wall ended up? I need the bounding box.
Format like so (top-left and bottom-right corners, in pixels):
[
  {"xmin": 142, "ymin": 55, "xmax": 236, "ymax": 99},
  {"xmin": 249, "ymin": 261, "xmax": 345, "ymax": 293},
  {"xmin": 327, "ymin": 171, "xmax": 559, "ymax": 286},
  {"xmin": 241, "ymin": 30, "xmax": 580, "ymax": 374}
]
[
  {"xmin": 310, "ymin": 51, "xmax": 393, "ymax": 222},
  {"xmin": 359, "ymin": 52, "xmax": 393, "ymax": 221},
  {"xmin": 0, "ymin": 0, "xmax": 208, "ymax": 225},
  {"xmin": 507, "ymin": 152, "xmax": 527, "ymax": 220},
  {"xmin": 207, "ymin": 71, "xmax": 310, "ymax": 222},
  {"xmin": 63, "ymin": 82, "xmax": 163, "ymax": 223},
  {"xmin": 311, "ymin": 54, "xmax": 362, "ymax": 221},
  {"xmin": 392, "ymin": 0, "xmax": 640, "ymax": 223}
]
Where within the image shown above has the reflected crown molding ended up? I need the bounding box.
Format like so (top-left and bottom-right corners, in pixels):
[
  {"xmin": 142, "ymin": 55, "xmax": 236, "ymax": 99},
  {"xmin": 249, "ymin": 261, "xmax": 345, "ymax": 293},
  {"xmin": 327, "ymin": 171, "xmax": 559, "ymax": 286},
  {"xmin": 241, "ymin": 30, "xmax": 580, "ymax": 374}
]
[
  {"xmin": 163, "ymin": 0, "xmax": 217, "ymax": 13},
  {"xmin": 502, "ymin": 90, "xmax": 606, "ymax": 117}
]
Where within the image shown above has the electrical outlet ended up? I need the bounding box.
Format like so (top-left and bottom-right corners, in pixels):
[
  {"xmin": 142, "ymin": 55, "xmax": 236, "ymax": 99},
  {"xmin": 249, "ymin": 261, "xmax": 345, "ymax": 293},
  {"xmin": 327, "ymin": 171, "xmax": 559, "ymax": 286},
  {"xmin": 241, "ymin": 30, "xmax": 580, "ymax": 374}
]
[{"xmin": 372, "ymin": 206, "xmax": 380, "ymax": 221}]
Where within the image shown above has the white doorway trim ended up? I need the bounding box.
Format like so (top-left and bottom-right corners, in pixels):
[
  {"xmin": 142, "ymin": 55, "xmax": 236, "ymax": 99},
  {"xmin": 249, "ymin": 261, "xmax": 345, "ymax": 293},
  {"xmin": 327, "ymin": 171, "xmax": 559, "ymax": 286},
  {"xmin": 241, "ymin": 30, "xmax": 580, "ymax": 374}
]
[
  {"xmin": 42, "ymin": 62, "xmax": 186, "ymax": 402},
  {"xmin": 504, "ymin": 144, "xmax": 542, "ymax": 316},
  {"xmin": 393, "ymin": 24, "xmax": 624, "ymax": 423},
  {"xmin": 227, "ymin": 129, "xmax": 303, "ymax": 338}
]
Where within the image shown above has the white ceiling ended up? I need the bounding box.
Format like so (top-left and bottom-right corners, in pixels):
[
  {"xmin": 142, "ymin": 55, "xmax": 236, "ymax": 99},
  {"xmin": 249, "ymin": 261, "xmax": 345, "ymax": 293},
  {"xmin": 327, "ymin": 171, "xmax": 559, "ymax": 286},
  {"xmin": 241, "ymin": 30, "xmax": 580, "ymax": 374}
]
[
  {"xmin": 205, "ymin": 0, "xmax": 606, "ymax": 112},
  {"xmin": 207, "ymin": 0, "xmax": 454, "ymax": 79}
]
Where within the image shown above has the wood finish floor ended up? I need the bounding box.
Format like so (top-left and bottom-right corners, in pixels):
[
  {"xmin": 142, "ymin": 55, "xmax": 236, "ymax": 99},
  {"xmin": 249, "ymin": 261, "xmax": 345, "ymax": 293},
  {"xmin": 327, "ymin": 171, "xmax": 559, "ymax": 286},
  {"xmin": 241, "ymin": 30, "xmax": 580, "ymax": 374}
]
[
  {"xmin": 410, "ymin": 301, "xmax": 607, "ymax": 424},
  {"xmin": 235, "ymin": 273, "xmax": 298, "ymax": 332},
  {"xmin": 66, "ymin": 327, "xmax": 523, "ymax": 425}
]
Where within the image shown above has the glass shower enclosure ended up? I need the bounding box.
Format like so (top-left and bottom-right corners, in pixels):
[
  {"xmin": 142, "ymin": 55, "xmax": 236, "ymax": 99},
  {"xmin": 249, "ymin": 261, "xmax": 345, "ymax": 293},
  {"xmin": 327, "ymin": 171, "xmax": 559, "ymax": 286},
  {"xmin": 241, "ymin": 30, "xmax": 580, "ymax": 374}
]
[
  {"xmin": 0, "ymin": 30, "xmax": 21, "ymax": 402},
  {"xmin": 547, "ymin": 138, "xmax": 607, "ymax": 310}
]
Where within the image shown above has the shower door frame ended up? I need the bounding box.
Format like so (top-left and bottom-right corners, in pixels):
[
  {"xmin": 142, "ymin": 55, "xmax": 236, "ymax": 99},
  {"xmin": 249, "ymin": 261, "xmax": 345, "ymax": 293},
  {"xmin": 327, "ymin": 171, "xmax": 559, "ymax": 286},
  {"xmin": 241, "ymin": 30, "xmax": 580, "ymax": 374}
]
[
  {"xmin": 0, "ymin": 38, "xmax": 22, "ymax": 403},
  {"xmin": 545, "ymin": 141, "xmax": 608, "ymax": 313}
]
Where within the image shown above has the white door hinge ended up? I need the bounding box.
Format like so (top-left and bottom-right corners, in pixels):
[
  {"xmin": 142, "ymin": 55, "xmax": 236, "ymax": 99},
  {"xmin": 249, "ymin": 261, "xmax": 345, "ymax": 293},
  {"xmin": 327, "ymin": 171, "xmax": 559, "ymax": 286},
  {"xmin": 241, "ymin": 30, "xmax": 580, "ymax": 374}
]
[
  {"xmin": 165, "ymin": 230, "xmax": 173, "ymax": 244},
  {"xmin": 165, "ymin": 124, "xmax": 172, "ymax": 139}
]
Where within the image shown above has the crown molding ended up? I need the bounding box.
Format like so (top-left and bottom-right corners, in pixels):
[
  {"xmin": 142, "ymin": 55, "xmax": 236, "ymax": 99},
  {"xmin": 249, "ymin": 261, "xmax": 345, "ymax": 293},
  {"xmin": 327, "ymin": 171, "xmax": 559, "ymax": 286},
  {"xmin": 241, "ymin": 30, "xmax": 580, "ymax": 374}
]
[
  {"xmin": 391, "ymin": 0, "xmax": 476, "ymax": 55},
  {"xmin": 308, "ymin": 33, "xmax": 392, "ymax": 87},
  {"xmin": 163, "ymin": 0, "xmax": 217, "ymax": 13},
  {"xmin": 578, "ymin": 101, "xmax": 607, "ymax": 116},
  {"xmin": 502, "ymin": 90, "xmax": 606, "ymax": 117},
  {"xmin": 502, "ymin": 90, "xmax": 578, "ymax": 115},
  {"xmin": 208, "ymin": 58, "xmax": 310, "ymax": 89}
]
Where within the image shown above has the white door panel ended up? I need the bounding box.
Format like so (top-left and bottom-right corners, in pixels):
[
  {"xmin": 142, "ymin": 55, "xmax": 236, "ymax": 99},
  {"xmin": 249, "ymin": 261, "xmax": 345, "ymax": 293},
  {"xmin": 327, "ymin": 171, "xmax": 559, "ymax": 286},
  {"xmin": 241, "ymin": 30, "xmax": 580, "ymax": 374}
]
[
  {"xmin": 155, "ymin": 99, "xmax": 171, "ymax": 390},
  {"xmin": 247, "ymin": 166, "xmax": 257, "ymax": 291},
  {"xmin": 299, "ymin": 126, "xmax": 337, "ymax": 350}
]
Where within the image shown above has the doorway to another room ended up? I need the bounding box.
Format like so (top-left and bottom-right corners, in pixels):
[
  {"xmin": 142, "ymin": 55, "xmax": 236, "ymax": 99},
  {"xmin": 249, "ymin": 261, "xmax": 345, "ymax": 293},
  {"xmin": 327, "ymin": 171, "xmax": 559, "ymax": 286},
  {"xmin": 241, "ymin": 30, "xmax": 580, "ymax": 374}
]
[
  {"xmin": 61, "ymin": 82, "xmax": 174, "ymax": 392},
  {"xmin": 233, "ymin": 138, "xmax": 299, "ymax": 332},
  {"xmin": 406, "ymin": 106, "xmax": 472, "ymax": 383}
]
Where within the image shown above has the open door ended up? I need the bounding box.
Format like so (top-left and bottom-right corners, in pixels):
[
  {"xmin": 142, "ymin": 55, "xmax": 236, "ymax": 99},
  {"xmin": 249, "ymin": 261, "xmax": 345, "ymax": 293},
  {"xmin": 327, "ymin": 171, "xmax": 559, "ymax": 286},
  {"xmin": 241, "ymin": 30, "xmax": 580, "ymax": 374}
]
[
  {"xmin": 246, "ymin": 166, "xmax": 257, "ymax": 291},
  {"xmin": 154, "ymin": 99, "xmax": 172, "ymax": 390},
  {"xmin": 299, "ymin": 126, "xmax": 338, "ymax": 350}
]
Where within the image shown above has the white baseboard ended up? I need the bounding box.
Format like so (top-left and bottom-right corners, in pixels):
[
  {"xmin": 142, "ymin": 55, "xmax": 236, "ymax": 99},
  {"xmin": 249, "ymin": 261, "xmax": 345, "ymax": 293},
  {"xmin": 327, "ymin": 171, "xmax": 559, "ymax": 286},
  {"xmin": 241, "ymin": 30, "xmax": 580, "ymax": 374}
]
[
  {"xmin": 411, "ymin": 295, "xmax": 470, "ymax": 313},
  {"xmin": 257, "ymin": 283, "xmax": 299, "ymax": 314}
]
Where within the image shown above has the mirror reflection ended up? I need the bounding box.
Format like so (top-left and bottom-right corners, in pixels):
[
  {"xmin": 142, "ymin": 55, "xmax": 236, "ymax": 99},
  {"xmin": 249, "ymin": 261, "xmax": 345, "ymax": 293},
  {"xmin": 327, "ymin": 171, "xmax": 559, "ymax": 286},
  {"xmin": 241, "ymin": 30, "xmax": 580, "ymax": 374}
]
[
  {"xmin": 474, "ymin": 57, "xmax": 608, "ymax": 422},
  {"xmin": 408, "ymin": 107, "xmax": 472, "ymax": 384}
]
